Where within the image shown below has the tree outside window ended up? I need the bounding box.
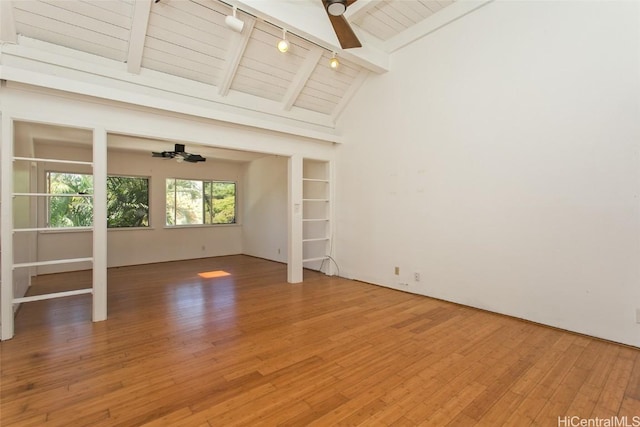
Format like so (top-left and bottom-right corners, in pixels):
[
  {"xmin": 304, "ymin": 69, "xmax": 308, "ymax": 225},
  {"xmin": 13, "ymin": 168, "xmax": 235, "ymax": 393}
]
[
  {"xmin": 47, "ymin": 172, "xmax": 149, "ymax": 228},
  {"xmin": 166, "ymin": 179, "xmax": 236, "ymax": 226}
]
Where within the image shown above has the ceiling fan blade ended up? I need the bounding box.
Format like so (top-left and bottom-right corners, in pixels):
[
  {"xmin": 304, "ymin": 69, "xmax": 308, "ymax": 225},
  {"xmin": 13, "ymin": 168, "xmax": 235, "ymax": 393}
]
[
  {"xmin": 152, "ymin": 151, "xmax": 172, "ymax": 158},
  {"xmin": 322, "ymin": 6, "xmax": 361, "ymax": 49},
  {"xmin": 184, "ymin": 154, "xmax": 206, "ymax": 163}
]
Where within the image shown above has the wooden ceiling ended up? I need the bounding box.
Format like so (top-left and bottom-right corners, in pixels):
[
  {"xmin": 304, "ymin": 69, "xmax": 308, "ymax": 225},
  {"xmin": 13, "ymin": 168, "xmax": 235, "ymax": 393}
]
[{"xmin": 2, "ymin": 0, "xmax": 477, "ymax": 137}]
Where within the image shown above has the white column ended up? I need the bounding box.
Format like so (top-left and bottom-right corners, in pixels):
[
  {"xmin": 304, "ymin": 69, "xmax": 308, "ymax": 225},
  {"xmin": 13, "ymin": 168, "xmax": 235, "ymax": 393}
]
[
  {"xmin": 92, "ymin": 127, "xmax": 107, "ymax": 321},
  {"xmin": 287, "ymin": 154, "xmax": 303, "ymax": 283},
  {"xmin": 1, "ymin": 113, "xmax": 15, "ymax": 340}
]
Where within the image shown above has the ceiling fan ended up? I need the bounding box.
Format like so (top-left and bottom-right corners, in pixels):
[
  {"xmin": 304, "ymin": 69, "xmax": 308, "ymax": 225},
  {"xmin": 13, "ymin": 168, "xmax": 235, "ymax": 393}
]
[
  {"xmin": 322, "ymin": 0, "xmax": 361, "ymax": 49},
  {"xmin": 152, "ymin": 144, "xmax": 206, "ymax": 163}
]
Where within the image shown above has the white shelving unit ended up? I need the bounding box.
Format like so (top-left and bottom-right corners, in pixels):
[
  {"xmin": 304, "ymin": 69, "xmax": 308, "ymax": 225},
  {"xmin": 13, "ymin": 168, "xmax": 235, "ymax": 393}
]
[
  {"xmin": 302, "ymin": 159, "xmax": 332, "ymax": 274},
  {"xmin": 2, "ymin": 155, "xmax": 95, "ymax": 338}
]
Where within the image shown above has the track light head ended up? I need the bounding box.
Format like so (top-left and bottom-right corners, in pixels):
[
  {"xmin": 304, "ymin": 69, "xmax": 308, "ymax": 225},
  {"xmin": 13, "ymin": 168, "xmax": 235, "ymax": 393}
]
[
  {"xmin": 277, "ymin": 28, "xmax": 290, "ymax": 53},
  {"xmin": 329, "ymin": 52, "xmax": 339, "ymax": 69},
  {"xmin": 224, "ymin": 7, "xmax": 244, "ymax": 33}
]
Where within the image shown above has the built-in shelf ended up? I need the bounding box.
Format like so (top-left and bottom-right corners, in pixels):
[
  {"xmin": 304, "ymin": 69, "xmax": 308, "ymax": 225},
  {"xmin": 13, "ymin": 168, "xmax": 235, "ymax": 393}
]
[
  {"xmin": 302, "ymin": 159, "xmax": 332, "ymax": 274},
  {"xmin": 13, "ymin": 156, "xmax": 93, "ymax": 166}
]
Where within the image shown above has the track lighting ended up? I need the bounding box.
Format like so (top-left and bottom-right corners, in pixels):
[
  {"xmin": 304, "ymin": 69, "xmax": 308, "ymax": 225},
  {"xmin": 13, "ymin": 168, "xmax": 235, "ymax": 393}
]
[
  {"xmin": 224, "ymin": 6, "xmax": 244, "ymax": 33},
  {"xmin": 326, "ymin": 0, "xmax": 347, "ymax": 16},
  {"xmin": 277, "ymin": 28, "xmax": 290, "ymax": 53},
  {"xmin": 329, "ymin": 52, "xmax": 339, "ymax": 69}
]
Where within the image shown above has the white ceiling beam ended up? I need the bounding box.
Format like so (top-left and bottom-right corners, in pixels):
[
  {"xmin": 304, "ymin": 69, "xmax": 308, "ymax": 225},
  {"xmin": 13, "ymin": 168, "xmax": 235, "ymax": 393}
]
[
  {"xmin": 218, "ymin": 16, "xmax": 256, "ymax": 96},
  {"xmin": 0, "ymin": 0, "xmax": 17, "ymax": 44},
  {"xmin": 126, "ymin": 0, "xmax": 152, "ymax": 74},
  {"xmin": 281, "ymin": 46, "xmax": 323, "ymax": 111},
  {"xmin": 384, "ymin": 0, "xmax": 494, "ymax": 52}
]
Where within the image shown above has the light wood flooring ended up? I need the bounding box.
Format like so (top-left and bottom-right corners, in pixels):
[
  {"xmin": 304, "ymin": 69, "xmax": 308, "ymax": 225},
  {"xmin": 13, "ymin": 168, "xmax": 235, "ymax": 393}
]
[{"xmin": 1, "ymin": 255, "xmax": 639, "ymax": 426}]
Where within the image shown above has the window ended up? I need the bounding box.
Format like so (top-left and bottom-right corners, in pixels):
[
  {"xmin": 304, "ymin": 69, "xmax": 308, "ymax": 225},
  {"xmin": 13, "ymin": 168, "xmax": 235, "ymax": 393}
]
[
  {"xmin": 46, "ymin": 172, "xmax": 150, "ymax": 228},
  {"xmin": 166, "ymin": 179, "xmax": 236, "ymax": 226}
]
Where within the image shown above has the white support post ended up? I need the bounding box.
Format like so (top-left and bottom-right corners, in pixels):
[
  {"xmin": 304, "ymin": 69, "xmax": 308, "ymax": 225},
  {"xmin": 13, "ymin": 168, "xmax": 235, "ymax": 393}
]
[
  {"xmin": 1, "ymin": 113, "xmax": 15, "ymax": 340},
  {"xmin": 288, "ymin": 154, "xmax": 303, "ymax": 283},
  {"xmin": 92, "ymin": 127, "xmax": 107, "ymax": 321},
  {"xmin": 326, "ymin": 160, "xmax": 336, "ymax": 276}
]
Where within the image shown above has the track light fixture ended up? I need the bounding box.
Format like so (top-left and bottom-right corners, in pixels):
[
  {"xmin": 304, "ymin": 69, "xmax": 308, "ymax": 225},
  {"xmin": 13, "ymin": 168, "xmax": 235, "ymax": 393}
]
[
  {"xmin": 329, "ymin": 52, "xmax": 339, "ymax": 69},
  {"xmin": 277, "ymin": 28, "xmax": 290, "ymax": 53},
  {"xmin": 326, "ymin": 0, "xmax": 347, "ymax": 16},
  {"xmin": 224, "ymin": 6, "xmax": 244, "ymax": 33}
]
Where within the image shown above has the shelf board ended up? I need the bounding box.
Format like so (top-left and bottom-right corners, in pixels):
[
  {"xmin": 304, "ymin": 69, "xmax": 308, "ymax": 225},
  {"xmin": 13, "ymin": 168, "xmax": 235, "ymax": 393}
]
[
  {"xmin": 13, "ymin": 288, "xmax": 92, "ymax": 304},
  {"xmin": 14, "ymin": 227, "xmax": 93, "ymax": 233},
  {"xmin": 13, "ymin": 257, "xmax": 93, "ymax": 269},
  {"xmin": 13, "ymin": 193, "xmax": 93, "ymax": 197},
  {"xmin": 303, "ymin": 218, "xmax": 329, "ymax": 222},
  {"xmin": 303, "ymin": 256, "xmax": 328, "ymax": 263},
  {"xmin": 302, "ymin": 178, "xmax": 329, "ymax": 183},
  {"xmin": 302, "ymin": 199, "xmax": 329, "ymax": 202},
  {"xmin": 303, "ymin": 237, "xmax": 329, "ymax": 242}
]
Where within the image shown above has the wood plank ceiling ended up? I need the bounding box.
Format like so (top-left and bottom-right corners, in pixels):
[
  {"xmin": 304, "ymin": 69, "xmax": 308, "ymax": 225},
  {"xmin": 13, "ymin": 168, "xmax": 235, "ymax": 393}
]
[{"xmin": 6, "ymin": 0, "xmax": 459, "ymax": 130}]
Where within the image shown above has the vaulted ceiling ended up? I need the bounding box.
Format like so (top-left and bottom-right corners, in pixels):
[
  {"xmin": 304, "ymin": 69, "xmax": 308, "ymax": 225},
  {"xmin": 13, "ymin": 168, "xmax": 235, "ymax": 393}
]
[{"xmin": 0, "ymin": 0, "xmax": 489, "ymax": 140}]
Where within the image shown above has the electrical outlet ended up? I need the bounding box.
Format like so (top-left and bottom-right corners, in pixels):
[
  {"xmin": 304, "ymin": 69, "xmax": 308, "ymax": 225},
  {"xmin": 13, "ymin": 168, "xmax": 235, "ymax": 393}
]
[
  {"xmin": 201, "ymin": 245, "xmax": 206, "ymax": 251},
  {"xmin": 398, "ymin": 282, "xmax": 409, "ymax": 287},
  {"xmin": 394, "ymin": 266, "xmax": 400, "ymax": 275},
  {"xmin": 278, "ymin": 248, "xmax": 281, "ymax": 254},
  {"xmin": 414, "ymin": 272, "xmax": 420, "ymax": 282},
  {"xmin": 636, "ymin": 308, "xmax": 640, "ymax": 324}
]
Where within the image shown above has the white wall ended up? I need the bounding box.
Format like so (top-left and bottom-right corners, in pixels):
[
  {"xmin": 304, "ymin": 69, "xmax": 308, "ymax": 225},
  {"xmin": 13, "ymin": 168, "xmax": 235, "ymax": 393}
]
[
  {"xmin": 33, "ymin": 142, "xmax": 246, "ymax": 273},
  {"xmin": 335, "ymin": 0, "xmax": 640, "ymax": 347},
  {"xmin": 243, "ymin": 155, "xmax": 288, "ymax": 263}
]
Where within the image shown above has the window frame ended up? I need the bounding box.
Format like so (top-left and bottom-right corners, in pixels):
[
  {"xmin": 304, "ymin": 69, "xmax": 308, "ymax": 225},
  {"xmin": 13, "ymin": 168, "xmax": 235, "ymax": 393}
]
[{"xmin": 165, "ymin": 178, "xmax": 237, "ymax": 227}]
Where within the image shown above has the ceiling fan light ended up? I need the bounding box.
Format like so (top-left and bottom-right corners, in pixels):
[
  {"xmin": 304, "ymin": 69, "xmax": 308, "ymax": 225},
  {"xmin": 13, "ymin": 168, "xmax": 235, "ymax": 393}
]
[{"xmin": 327, "ymin": 0, "xmax": 347, "ymax": 16}]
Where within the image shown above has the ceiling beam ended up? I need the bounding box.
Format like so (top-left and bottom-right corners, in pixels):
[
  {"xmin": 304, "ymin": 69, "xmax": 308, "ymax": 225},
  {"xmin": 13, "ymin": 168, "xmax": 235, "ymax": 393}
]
[
  {"xmin": 218, "ymin": 16, "xmax": 256, "ymax": 97},
  {"xmin": 281, "ymin": 46, "xmax": 323, "ymax": 111},
  {"xmin": 0, "ymin": 0, "xmax": 17, "ymax": 44},
  {"xmin": 126, "ymin": 0, "xmax": 152, "ymax": 74}
]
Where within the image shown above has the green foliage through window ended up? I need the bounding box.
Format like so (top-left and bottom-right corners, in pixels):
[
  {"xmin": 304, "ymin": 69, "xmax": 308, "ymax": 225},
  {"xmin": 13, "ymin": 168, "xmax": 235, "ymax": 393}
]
[
  {"xmin": 47, "ymin": 172, "xmax": 149, "ymax": 228},
  {"xmin": 166, "ymin": 179, "xmax": 236, "ymax": 226}
]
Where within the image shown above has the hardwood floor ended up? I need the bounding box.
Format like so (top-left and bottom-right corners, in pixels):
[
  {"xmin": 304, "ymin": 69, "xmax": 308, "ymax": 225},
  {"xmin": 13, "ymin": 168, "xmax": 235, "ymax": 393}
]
[{"xmin": 1, "ymin": 255, "xmax": 638, "ymax": 426}]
